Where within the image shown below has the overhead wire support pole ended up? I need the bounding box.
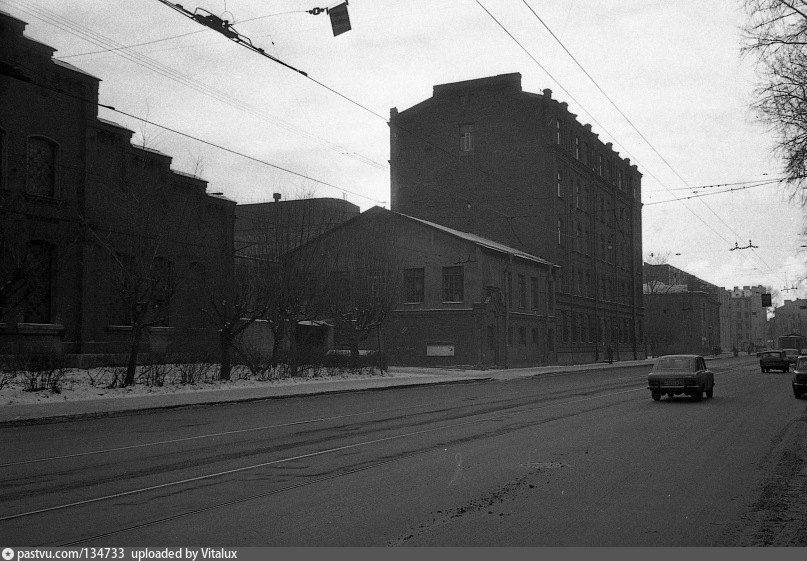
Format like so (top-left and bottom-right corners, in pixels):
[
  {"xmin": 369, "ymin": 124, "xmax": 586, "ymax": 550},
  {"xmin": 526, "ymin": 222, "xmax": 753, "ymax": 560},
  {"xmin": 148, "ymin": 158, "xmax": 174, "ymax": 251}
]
[{"xmin": 154, "ymin": 1, "xmax": 308, "ymax": 76}]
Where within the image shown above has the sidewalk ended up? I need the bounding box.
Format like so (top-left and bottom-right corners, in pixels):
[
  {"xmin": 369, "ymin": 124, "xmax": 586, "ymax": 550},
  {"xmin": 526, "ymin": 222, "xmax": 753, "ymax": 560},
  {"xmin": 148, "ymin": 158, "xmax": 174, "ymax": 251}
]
[{"xmin": 0, "ymin": 357, "xmax": 664, "ymax": 425}]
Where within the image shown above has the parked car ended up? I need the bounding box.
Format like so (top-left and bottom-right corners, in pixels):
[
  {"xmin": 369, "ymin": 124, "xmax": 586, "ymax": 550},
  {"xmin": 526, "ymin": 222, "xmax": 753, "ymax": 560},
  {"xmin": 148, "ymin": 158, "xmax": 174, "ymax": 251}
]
[
  {"xmin": 759, "ymin": 350, "xmax": 790, "ymax": 373},
  {"xmin": 783, "ymin": 348, "xmax": 800, "ymax": 365},
  {"xmin": 647, "ymin": 354, "xmax": 715, "ymax": 401},
  {"xmin": 793, "ymin": 356, "xmax": 807, "ymax": 399}
]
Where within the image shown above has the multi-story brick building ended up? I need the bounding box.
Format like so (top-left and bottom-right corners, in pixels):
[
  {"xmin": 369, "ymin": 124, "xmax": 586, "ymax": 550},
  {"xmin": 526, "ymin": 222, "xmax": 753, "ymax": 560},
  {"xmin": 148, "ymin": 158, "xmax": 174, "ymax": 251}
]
[
  {"xmin": 769, "ymin": 298, "xmax": 807, "ymax": 343},
  {"xmin": 729, "ymin": 286, "xmax": 768, "ymax": 352},
  {"xmin": 390, "ymin": 73, "xmax": 644, "ymax": 364},
  {"xmin": 719, "ymin": 289, "xmax": 736, "ymax": 353},
  {"xmin": 0, "ymin": 11, "xmax": 235, "ymax": 363}
]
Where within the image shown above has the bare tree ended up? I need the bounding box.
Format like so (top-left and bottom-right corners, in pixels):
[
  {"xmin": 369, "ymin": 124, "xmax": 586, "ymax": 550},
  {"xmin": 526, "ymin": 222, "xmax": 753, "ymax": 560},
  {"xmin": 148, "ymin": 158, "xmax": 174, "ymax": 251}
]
[
  {"xmin": 88, "ymin": 177, "xmax": 197, "ymax": 387},
  {"xmin": 202, "ymin": 257, "xmax": 270, "ymax": 381},
  {"xmin": 324, "ymin": 221, "xmax": 403, "ymax": 362},
  {"xmin": 743, "ymin": 0, "xmax": 807, "ymax": 204}
]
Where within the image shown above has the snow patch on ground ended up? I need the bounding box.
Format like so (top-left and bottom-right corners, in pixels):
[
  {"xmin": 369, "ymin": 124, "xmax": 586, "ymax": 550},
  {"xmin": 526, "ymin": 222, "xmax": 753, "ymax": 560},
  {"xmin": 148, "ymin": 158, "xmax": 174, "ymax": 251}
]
[{"xmin": 0, "ymin": 364, "xmax": 405, "ymax": 406}]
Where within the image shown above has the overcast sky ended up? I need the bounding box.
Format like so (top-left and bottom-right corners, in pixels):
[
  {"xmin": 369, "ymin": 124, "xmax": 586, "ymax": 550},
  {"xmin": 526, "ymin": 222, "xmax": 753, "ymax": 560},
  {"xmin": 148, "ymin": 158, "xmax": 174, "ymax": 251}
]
[{"xmin": 4, "ymin": 0, "xmax": 806, "ymax": 304}]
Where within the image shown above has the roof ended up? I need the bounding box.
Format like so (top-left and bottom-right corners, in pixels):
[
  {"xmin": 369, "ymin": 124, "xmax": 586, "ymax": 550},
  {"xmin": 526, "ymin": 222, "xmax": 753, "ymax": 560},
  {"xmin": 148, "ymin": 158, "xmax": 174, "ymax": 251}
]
[
  {"xmin": 655, "ymin": 354, "xmax": 702, "ymax": 359},
  {"xmin": 52, "ymin": 58, "xmax": 100, "ymax": 80},
  {"xmin": 371, "ymin": 207, "xmax": 557, "ymax": 268}
]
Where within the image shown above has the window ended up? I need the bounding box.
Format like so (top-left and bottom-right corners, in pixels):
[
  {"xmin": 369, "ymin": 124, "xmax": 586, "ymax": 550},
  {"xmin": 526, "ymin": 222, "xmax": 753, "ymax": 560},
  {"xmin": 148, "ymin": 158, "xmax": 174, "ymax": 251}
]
[
  {"xmin": 571, "ymin": 313, "xmax": 578, "ymax": 342},
  {"xmin": 22, "ymin": 241, "xmax": 54, "ymax": 323},
  {"xmin": 598, "ymin": 154, "xmax": 603, "ymax": 177},
  {"xmin": 547, "ymin": 279, "xmax": 555, "ymax": 312},
  {"xmin": 547, "ymin": 328, "xmax": 555, "ymax": 350},
  {"xmin": 581, "ymin": 314, "xmax": 588, "ymax": 342},
  {"xmin": 442, "ymin": 266, "xmax": 464, "ymax": 302},
  {"xmin": 556, "ymin": 120, "xmax": 563, "ymax": 145},
  {"xmin": 0, "ymin": 128, "xmax": 6, "ymax": 189},
  {"xmin": 518, "ymin": 326, "xmax": 526, "ymax": 345},
  {"xmin": 557, "ymin": 217, "xmax": 564, "ymax": 246},
  {"xmin": 508, "ymin": 326, "xmax": 514, "ymax": 346},
  {"xmin": 574, "ymin": 136, "xmax": 580, "ymax": 160},
  {"xmin": 147, "ymin": 257, "xmax": 174, "ymax": 326},
  {"xmin": 403, "ymin": 268, "xmax": 424, "ymax": 303},
  {"xmin": 531, "ymin": 276, "xmax": 539, "ymax": 311},
  {"xmin": 26, "ymin": 136, "xmax": 58, "ymax": 197},
  {"xmin": 532, "ymin": 328, "xmax": 540, "ymax": 345},
  {"xmin": 576, "ymin": 224, "xmax": 582, "ymax": 252},
  {"xmin": 556, "ymin": 169, "xmax": 563, "ymax": 197},
  {"xmin": 368, "ymin": 271, "xmax": 385, "ymax": 301},
  {"xmin": 459, "ymin": 124, "xmax": 474, "ymax": 152},
  {"xmin": 505, "ymin": 271, "xmax": 512, "ymax": 309},
  {"xmin": 575, "ymin": 182, "xmax": 581, "ymax": 209},
  {"xmin": 329, "ymin": 271, "xmax": 351, "ymax": 305},
  {"xmin": 562, "ymin": 311, "xmax": 569, "ymax": 342},
  {"xmin": 518, "ymin": 274, "xmax": 526, "ymax": 308}
]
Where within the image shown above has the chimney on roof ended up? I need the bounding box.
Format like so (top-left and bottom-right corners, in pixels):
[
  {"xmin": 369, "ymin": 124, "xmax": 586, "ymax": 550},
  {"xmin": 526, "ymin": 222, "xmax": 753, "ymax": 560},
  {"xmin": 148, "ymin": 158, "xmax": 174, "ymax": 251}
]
[{"xmin": 273, "ymin": 193, "xmax": 281, "ymax": 202}]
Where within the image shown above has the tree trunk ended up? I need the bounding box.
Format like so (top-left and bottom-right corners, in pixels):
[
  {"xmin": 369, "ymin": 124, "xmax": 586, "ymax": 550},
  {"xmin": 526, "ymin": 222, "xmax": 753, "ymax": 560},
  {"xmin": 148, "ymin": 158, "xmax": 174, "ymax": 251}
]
[
  {"xmin": 123, "ymin": 324, "xmax": 143, "ymax": 387},
  {"xmin": 288, "ymin": 320, "xmax": 298, "ymax": 377},
  {"xmin": 270, "ymin": 323, "xmax": 283, "ymax": 369},
  {"xmin": 219, "ymin": 329, "xmax": 233, "ymax": 381}
]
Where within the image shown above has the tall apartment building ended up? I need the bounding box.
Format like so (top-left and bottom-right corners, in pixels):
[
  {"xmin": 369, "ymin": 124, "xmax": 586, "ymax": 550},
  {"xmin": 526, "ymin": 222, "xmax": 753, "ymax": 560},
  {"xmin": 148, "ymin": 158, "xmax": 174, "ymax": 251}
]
[
  {"xmin": 390, "ymin": 73, "xmax": 645, "ymax": 364},
  {"xmin": 729, "ymin": 286, "xmax": 768, "ymax": 352},
  {"xmin": 719, "ymin": 289, "xmax": 736, "ymax": 353}
]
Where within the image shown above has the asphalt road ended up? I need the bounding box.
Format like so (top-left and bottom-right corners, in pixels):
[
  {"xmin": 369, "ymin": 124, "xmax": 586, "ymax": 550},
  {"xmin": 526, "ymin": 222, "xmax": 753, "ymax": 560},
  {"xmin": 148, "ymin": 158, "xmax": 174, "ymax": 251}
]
[{"xmin": 1, "ymin": 356, "xmax": 805, "ymax": 546}]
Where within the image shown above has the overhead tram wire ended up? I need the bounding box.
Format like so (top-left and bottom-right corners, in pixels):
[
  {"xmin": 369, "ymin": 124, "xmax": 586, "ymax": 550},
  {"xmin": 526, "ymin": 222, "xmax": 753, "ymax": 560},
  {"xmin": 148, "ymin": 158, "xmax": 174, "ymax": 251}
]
[
  {"xmin": 475, "ymin": 1, "xmax": 735, "ymax": 245},
  {"xmin": 642, "ymin": 179, "xmax": 782, "ymax": 205},
  {"xmin": 7, "ymin": 0, "xmax": 387, "ymax": 172},
  {"xmin": 11, "ymin": 0, "xmax": 560, "ymax": 237},
  {"xmin": 55, "ymin": 7, "xmax": 309, "ymax": 59},
  {"xmin": 484, "ymin": 1, "xmax": 788, "ymax": 286},
  {"xmin": 515, "ymin": 0, "xmax": 785, "ymax": 278},
  {"xmin": 3, "ymin": 68, "xmax": 384, "ymax": 205}
]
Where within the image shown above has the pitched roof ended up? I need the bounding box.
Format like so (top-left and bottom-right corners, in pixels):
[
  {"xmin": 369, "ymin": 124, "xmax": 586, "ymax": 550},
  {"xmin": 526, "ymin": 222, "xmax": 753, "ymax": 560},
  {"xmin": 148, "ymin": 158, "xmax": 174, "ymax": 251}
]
[{"xmin": 368, "ymin": 207, "xmax": 557, "ymax": 268}]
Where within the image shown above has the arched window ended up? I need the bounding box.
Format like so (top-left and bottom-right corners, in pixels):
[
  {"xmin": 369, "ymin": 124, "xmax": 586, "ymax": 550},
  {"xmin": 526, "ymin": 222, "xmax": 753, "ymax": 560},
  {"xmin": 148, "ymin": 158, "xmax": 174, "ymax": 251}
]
[
  {"xmin": 23, "ymin": 241, "xmax": 54, "ymax": 323},
  {"xmin": 26, "ymin": 136, "xmax": 58, "ymax": 197}
]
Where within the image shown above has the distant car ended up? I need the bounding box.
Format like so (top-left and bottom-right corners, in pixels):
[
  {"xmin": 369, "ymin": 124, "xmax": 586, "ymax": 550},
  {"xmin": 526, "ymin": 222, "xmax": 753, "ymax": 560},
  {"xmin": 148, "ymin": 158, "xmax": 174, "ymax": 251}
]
[
  {"xmin": 647, "ymin": 354, "xmax": 715, "ymax": 401},
  {"xmin": 783, "ymin": 348, "xmax": 800, "ymax": 365},
  {"xmin": 793, "ymin": 356, "xmax": 807, "ymax": 399},
  {"xmin": 759, "ymin": 350, "xmax": 790, "ymax": 373}
]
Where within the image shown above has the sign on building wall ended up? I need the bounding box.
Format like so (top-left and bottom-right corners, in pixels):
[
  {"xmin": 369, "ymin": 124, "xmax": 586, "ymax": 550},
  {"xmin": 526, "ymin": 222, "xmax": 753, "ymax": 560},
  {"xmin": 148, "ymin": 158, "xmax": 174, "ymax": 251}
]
[{"xmin": 427, "ymin": 344, "xmax": 455, "ymax": 356}]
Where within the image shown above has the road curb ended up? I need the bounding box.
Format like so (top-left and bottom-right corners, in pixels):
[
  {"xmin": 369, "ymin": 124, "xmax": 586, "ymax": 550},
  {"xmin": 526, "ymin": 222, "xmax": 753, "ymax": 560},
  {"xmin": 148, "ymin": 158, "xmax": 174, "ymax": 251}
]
[{"xmin": 0, "ymin": 376, "xmax": 495, "ymax": 426}]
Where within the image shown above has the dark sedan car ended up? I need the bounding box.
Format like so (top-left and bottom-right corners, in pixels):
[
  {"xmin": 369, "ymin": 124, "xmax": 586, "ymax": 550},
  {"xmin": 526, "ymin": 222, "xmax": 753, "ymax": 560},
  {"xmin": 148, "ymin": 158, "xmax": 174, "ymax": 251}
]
[
  {"xmin": 759, "ymin": 350, "xmax": 790, "ymax": 373},
  {"xmin": 783, "ymin": 348, "xmax": 800, "ymax": 365},
  {"xmin": 793, "ymin": 356, "xmax": 807, "ymax": 399},
  {"xmin": 647, "ymin": 354, "xmax": 715, "ymax": 401}
]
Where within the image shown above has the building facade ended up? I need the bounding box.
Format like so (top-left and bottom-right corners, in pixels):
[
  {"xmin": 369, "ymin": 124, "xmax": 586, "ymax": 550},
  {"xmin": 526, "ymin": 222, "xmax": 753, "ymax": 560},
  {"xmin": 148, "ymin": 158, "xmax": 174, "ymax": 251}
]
[
  {"xmin": 234, "ymin": 196, "xmax": 359, "ymax": 262},
  {"xmin": 643, "ymin": 263, "xmax": 723, "ymax": 355},
  {"xmin": 390, "ymin": 73, "xmax": 645, "ymax": 364},
  {"xmin": 0, "ymin": 11, "xmax": 235, "ymax": 363},
  {"xmin": 728, "ymin": 286, "xmax": 768, "ymax": 352},
  {"xmin": 719, "ymin": 288, "xmax": 736, "ymax": 353},
  {"xmin": 769, "ymin": 298, "xmax": 807, "ymax": 343},
  {"xmin": 290, "ymin": 207, "xmax": 559, "ymax": 368}
]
